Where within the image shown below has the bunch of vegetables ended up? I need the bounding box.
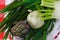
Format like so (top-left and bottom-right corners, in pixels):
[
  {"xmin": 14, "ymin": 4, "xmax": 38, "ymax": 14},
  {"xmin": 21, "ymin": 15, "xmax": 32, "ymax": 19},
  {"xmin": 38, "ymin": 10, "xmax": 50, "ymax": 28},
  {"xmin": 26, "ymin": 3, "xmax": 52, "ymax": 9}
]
[{"xmin": 0, "ymin": 0, "xmax": 60, "ymax": 40}]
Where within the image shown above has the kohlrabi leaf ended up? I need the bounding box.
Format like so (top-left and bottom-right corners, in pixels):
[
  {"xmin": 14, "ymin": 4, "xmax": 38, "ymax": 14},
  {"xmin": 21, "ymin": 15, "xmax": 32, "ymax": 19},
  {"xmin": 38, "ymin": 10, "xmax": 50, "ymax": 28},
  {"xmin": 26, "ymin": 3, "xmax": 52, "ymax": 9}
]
[{"xmin": 40, "ymin": 0, "xmax": 55, "ymax": 8}]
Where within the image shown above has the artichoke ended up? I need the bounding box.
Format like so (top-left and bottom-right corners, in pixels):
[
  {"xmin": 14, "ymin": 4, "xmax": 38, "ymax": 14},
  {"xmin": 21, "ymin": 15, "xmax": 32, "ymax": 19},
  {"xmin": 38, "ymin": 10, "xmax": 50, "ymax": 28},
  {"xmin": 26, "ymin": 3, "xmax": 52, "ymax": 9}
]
[{"xmin": 11, "ymin": 21, "xmax": 30, "ymax": 37}]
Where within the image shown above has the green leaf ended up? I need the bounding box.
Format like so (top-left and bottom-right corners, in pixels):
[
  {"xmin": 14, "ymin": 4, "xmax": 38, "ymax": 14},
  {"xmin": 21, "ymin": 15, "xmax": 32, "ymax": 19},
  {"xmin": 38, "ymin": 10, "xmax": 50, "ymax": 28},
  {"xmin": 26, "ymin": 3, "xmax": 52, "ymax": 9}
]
[
  {"xmin": 0, "ymin": 7, "xmax": 23, "ymax": 28},
  {"xmin": 0, "ymin": 9, "xmax": 16, "ymax": 28},
  {"xmin": 25, "ymin": 28, "xmax": 38, "ymax": 40},
  {"xmin": 43, "ymin": 28, "xmax": 47, "ymax": 40}
]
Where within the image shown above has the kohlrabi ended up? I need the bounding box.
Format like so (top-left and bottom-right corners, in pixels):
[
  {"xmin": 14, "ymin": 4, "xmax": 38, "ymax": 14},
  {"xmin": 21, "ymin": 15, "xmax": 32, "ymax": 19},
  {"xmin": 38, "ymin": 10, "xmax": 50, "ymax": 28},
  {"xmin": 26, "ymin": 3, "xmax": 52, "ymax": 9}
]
[
  {"xmin": 27, "ymin": 11, "xmax": 44, "ymax": 29},
  {"xmin": 27, "ymin": 10, "xmax": 54, "ymax": 29}
]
